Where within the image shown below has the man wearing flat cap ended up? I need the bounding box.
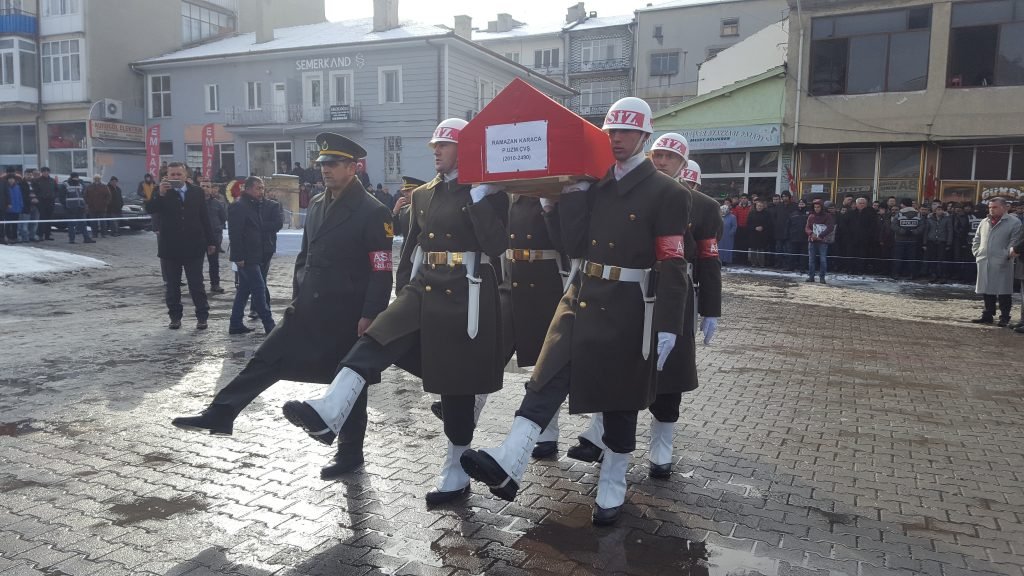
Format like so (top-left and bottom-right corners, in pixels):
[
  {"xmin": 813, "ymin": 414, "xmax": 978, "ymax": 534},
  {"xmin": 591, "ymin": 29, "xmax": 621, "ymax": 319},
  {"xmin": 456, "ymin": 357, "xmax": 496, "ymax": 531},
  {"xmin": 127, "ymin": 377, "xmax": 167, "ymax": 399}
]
[{"xmin": 172, "ymin": 132, "xmax": 394, "ymax": 479}]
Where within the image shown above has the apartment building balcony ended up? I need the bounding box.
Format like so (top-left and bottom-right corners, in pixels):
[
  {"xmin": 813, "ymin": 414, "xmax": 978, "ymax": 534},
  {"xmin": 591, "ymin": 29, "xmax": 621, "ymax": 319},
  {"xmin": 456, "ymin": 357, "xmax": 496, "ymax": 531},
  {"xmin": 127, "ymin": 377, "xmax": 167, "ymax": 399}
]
[
  {"xmin": 225, "ymin": 103, "xmax": 362, "ymax": 127},
  {"xmin": 0, "ymin": 8, "xmax": 36, "ymax": 35},
  {"xmin": 569, "ymin": 57, "xmax": 630, "ymax": 75}
]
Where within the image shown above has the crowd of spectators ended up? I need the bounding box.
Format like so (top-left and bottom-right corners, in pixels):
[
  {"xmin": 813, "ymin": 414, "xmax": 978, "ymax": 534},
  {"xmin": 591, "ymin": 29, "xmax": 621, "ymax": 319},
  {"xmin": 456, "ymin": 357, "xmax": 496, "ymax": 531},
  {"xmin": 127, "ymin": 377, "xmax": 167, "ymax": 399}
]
[{"xmin": 716, "ymin": 191, "xmax": 1021, "ymax": 285}]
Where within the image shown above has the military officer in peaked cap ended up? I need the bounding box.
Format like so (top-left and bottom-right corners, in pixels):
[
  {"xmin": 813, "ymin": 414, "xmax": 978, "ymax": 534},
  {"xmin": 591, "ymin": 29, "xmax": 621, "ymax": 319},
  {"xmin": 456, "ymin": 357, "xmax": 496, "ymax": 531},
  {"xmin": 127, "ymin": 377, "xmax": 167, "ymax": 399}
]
[
  {"xmin": 392, "ymin": 175, "xmax": 426, "ymax": 238},
  {"xmin": 172, "ymin": 132, "xmax": 394, "ymax": 480},
  {"xmin": 460, "ymin": 97, "xmax": 692, "ymax": 526},
  {"xmin": 566, "ymin": 132, "xmax": 723, "ymax": 480},
  {"xmin": 282, "ymin": 118, "xmax": 509, "ymax": 506}
]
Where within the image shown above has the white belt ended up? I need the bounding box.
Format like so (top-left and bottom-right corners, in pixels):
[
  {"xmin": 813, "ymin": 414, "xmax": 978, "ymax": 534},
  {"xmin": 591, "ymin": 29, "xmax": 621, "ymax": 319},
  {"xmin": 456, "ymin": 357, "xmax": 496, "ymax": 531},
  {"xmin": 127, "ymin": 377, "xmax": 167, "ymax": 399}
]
[
  {"xmin": 422, "ymin": 251, "xmax": 491, "ymax": 267},
  {"xmin": 505, "ymin": 248, "xmax": 560, "ymax": 262},
  {"xmin": 582, "ymin": 260, "xmax": 656, "ymax": 359}
]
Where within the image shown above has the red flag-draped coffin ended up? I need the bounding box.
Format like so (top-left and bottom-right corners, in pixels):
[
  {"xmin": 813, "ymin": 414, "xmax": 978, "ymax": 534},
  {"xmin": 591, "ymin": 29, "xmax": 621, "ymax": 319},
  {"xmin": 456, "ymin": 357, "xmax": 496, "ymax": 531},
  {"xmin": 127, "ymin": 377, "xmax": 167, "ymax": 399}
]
[{"xmin": 459, "ymin": 78, "xmax": 613, "ymax": 196}]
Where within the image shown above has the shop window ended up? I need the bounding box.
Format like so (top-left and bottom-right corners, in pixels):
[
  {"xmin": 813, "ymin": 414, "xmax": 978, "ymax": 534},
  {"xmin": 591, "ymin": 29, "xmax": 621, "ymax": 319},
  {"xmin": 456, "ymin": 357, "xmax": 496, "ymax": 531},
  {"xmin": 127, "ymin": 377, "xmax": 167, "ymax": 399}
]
[
  {"xmin": 1013, "ymin": 146, "xmax": 1024, "ymax": 180},
  {"xmin": 702, "ymin": 177, "xmax": 745, "ymax": 199},
  {"xmin": 810, "ymin": 6, "xmax": 930, "ymax": 95},
  {"xmin": 838, "ymin": 149, "xmax": 876, "ymax": 178},
  {"xmin": 750, "ymin": 151, "xmax": 779, "ymax": 172},
  {"xmin": 696, "ymin": 152, "xmax": 746, "ymax": 174},
  {"xmin": 186, "ymin": 145, "xmax": 202, "ymax": 174},
  {"xmin": 0, "ymin": 125, "xmax": 20, "ymax": 154},
  {"xmin": 799, "ymin": 149, "xmax": 837, "ymax": 179},
  {"xmin": 940, "ymin": 147, "xmax": 973, "ymax": 180},
  {"xmin": 47, "ymin": 122, "xmax": 87, "ymax": 175},
  {"xmin": 948, "ymin": 1, "xmax": 1024, "ymax": 87},
  {"xmin": 880, "ymin": 146, "xmax": 921, "ymax": 178},
  {"xmin": 975, "ymin": 145, "xmax": 1011, "ymax": 180}
]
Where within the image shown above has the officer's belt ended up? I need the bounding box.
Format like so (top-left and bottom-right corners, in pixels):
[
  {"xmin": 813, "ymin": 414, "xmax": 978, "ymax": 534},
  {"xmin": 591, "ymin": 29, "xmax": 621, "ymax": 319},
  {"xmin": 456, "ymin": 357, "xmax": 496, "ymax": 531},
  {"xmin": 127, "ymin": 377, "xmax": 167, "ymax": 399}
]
[
  {"xmin": 583, "ymin": 261, "xmax": 648, "ymax": 283},
  {"xmin": 582, "ymin": 260, "xmax": 656, "ymax": 360},
  {"xmin": 505, "ymin": 248, "xmax": 560, "ymax": 262},
  {"xmin": 421, "ymin": 251, "xmax": 491, "ymax": 340},
  {"xmin": 423, "ymin": 251, "xmax": 492, "ymax": 267}
]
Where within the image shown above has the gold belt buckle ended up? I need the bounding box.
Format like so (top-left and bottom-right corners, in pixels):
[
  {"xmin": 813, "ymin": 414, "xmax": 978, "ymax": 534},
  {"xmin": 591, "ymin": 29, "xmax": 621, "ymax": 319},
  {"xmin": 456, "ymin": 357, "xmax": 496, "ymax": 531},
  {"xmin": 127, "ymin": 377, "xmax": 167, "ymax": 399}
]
[
  {"xmin": 449, "ymin": 252, "xmax": 464, "ymax": 266},
  {"xmin": 584, "ymin": 261, "xmax": 601, "ymax": 278},
  {"xmin": 607, "ymin": 266, "xmax": 621, "ymax": 281},
  {"xmin": 511, "ymin": 249, "xmax": 530, "ymax": 261},
  {"xmin": 426, "ymin": 252, "xmax": 446, "ymax": 265}
]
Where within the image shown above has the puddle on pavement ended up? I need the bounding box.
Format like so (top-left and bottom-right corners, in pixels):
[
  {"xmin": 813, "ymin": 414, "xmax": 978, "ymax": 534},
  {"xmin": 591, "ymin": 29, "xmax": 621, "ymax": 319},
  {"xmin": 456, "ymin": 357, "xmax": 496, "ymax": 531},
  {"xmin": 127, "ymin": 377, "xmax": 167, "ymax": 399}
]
[
  {"xmin": 141, "ymin": 452, "xmax": 177, "ymax": 466},
  {"xmin": 0, "ymin": 474, "xmax": 52, "ymax": 492},
  {"xmin": 0, "ymin": 419, "xmax": 42, "ymax": 437},
  {"xmin": 107, "ymin": 494, "xmax": 209, "ymax": 525},
  {"xmin": 807, "ymin": 506, "xmax": 855, "ymax": 526}
]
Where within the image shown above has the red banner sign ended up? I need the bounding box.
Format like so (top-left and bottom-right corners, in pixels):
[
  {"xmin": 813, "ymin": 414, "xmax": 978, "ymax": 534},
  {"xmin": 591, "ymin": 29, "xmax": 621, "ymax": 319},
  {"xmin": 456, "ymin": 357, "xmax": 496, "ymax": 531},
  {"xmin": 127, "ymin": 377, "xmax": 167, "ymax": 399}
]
[
  {"xmin": 145, "ymin": 125, "xmax": 161, "ymax": 179},
  {"xmin": 201, "ymin": 123, "xmax": 215, "ymax": 180}
]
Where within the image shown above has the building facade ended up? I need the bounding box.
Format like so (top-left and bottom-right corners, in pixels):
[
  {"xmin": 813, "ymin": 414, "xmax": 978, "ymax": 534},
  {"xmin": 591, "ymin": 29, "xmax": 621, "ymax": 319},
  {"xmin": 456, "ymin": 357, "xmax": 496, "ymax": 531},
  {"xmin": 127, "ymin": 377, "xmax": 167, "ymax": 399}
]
[
  {"xmin": 634, "ymin": 0, "xmax": 789, "ymax": 112},
  {"xmin": 133, "ymin": 19, "xmax": 572, "ymax": 187},
  {"xmin": 0, "ymin": 0, "xmax": 325, "ymax": 180},
  {"xmin": 786, "ymin": 0, "xmax": 1024, "ymax": 204},
  {"xmin": 474, "ymin": 2, "xmax": 634, "ymax": 123}
]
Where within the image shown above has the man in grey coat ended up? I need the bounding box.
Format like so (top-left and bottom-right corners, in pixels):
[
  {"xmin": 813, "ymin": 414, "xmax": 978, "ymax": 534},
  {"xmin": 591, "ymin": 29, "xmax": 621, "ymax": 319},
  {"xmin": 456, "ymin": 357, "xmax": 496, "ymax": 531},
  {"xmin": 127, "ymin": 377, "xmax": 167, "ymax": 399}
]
[{"xmin": 971, "ymin": 197, "xmax": 1023, "ymax": 327}]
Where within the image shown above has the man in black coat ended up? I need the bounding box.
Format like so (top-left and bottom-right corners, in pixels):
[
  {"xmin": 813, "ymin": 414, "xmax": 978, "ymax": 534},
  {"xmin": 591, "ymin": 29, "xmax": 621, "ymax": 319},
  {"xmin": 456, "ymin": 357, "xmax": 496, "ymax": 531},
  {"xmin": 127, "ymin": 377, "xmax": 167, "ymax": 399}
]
[
  {"xmin": 35, "ymin": 167, "xmax": 57, "ymax": 241},
  {"xmin": 145, "ymin": 162, "xmax": 216, "ymax": 329},
  {"xmin": 228, "ymin": 177, "xmax": 275, "ymax": 335},
  {"xmin": 172, "ymin": 133, "xmax": 394, "ymax": 480}
]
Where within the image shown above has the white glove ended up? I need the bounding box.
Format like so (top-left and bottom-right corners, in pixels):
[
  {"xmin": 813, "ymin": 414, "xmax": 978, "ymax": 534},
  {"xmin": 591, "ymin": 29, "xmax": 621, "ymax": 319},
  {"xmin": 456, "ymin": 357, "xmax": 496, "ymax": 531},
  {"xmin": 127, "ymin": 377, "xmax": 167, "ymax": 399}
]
[
  {"xmin": 700, "ymin": 317, "xmax": 718, "ymax": 345},
  {"xmin": 656, "ymin": 332, "xmax": 676, "ymax": 371},
  {"xmin": 560, "ymin": 181, "xmax": 592, "ymax": 195},
  {"xmin": 539, "ymin": 197, "xmax": 557, "ymax": 212},
  {"xmin": 470, "ymin": 184, "xmax": 501, "ymax": 204}
]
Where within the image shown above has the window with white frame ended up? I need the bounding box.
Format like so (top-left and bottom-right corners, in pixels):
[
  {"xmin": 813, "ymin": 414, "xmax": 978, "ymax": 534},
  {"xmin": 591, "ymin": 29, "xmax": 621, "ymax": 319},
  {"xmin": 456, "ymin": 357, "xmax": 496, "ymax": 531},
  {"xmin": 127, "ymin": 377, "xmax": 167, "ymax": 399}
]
[
  {"xmin": 149, "ymin": 75, "xmax": 171, "ymax": 118},
  {"xmin": 181, "ymin": 1, "xmax": 234, "ymax": 45},
  {"xmin": 581, "ymin": 38, "xmax": 621, "ymax": 67},
  {"xmin": 478, "ymin": 78, "xmax": 497, "ymax": 110},
  {"xmin": 385, "ymin": 136, "xmax": 402, "ymax": 182},
  {"xmin": 721, "ymin": 17, "xmax": 739, "ymax": 37},
  {"xmin": 18, "ymin": 39, "xmax": 35, "ymax": 87},
  {"xmin": 246, "ymin": 81, "xmax": 262, "ymax": 110},
  {"xmin": 185, "ymin": 144, "xmax": 203, "ymax": 173},
  {"xmin": 41, "ymin": 39, "xmax": 80, "ymax": 83},
  {"xmin": 47, "ymin": 122, "xmax": 87, "ymax": 175},
  {"xmin": 378, "ymin": 66, "xmax": 402, "ymax": 104},
  {"xmin": 579, "ymin": 80, "xmax": 620, "ymax": 108},
  {"xmin": 204, "ymin": 84, "xmax": 219, "ymax": 112},
  {"xmin": 330, "ymin": 71, "xmax": 352, "ymax": 105},
  {"xmin": 534, "ymin": 48, "xmax": 559, "ymax": 69},
  {"xmin": 218, "ymin": 143, "xmax": 235, "ymax": 179},
  {"xmin": 1, "ymin": 1, "xmax": 24, "ymax": 14},
  {"xmin": 0, "ymin": 39, "xmax": 13, "ymax": 85},
  {"xmin": 43, "ymin": 0, "xmax": 77, "ymax": 16},
  {"xmin": 504, "ymin": 52, "xmax": 520, "ymax": 63}
]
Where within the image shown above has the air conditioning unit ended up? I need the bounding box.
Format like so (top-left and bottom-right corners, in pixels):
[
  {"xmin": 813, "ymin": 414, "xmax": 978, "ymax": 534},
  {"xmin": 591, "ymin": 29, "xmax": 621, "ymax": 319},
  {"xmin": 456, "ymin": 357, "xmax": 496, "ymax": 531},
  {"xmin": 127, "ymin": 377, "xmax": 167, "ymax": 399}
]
[{"xmin": 103, "ymin": 98, "xmax": 123, "ymax": 120}]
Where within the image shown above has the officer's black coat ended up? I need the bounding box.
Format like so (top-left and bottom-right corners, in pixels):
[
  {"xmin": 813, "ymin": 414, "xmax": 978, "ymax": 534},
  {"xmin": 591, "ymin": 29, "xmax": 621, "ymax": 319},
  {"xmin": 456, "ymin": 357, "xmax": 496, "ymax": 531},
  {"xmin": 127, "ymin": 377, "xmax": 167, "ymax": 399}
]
[
  {"xmin": 530, "ymin": 160, "xmax": 691, "ymax": 413},
  {"xmin": 658, "ymin": 184, "xmax": 723, "ymax": 394},
  {"xmin": 500, "ymin": 194, "xmax": 565, "ymax": 367},
  {"xmin": 254, "ymin": 178, "xmax": 393, "ymax": 383}
]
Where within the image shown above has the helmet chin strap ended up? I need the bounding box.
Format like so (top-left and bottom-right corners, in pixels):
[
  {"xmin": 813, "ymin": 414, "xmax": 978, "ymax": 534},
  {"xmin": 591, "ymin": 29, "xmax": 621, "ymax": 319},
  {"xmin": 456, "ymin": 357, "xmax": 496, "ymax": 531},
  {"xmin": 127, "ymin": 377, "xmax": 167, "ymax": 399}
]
[{"xmin": 616, "ymin": 135, "xmax": 650, "ymax": 170}]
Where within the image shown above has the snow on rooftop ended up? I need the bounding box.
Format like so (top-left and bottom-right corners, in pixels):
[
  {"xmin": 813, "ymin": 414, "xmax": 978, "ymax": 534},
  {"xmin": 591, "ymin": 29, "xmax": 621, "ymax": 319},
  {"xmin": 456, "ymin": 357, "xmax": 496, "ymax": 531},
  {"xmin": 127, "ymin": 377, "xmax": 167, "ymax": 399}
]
[
  {"xmin": 569, "ymin": 14, "xmax": 635, "ymax": 30},
  {"xmin": 138, "ymin": 18, "xmax": 451, "ymax": 64},
  {"xmin": 638, "ymin": 0, "xmax": 742, "ymax": 11},
  {"xmin": 0, "ymin": 246, "xmax": 107, "ymax": 281},
  {"xmin": 472, "ymin": 13, "xmax": 633, "ymax": 42}
]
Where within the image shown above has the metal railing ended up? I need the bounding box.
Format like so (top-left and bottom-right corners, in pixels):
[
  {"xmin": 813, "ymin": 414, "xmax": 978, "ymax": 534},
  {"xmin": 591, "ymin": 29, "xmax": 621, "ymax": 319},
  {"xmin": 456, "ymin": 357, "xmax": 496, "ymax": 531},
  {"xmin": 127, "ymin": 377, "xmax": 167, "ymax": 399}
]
[
  {"xmin": 569, "ymin": 57, "xmax": 631, "ymax": 74},
  {"xmin": 0, "ymin": 8, "xmax": 36, "ymax": 34},
  {"xmin": 225, "ymin": 103, "xmax": 361, "ymax": 126}
]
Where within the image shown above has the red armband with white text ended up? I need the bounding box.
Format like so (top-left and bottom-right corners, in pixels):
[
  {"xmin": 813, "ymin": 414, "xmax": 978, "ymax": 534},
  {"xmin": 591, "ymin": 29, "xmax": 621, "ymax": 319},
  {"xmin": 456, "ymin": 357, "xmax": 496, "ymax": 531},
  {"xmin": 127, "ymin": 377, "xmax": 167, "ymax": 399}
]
[
  {"xmin": 698, "ymin": 238, "xmax": 719, "ymax": 259},
  {"xmin": 655, "ymin": 235, "xmax": 685, "ymax": 260},
  {"xmin": 369, "ymin": 251, "xmax": 392, "ymax": 271}
]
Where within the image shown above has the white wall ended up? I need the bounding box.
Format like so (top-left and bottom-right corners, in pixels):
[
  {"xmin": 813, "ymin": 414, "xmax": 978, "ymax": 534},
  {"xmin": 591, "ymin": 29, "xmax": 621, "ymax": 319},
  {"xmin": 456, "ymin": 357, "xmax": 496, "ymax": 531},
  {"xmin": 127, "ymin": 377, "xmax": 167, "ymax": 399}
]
[{"xmin": 698, "ymin": 18, "xmax": 787, "ymax": 95}]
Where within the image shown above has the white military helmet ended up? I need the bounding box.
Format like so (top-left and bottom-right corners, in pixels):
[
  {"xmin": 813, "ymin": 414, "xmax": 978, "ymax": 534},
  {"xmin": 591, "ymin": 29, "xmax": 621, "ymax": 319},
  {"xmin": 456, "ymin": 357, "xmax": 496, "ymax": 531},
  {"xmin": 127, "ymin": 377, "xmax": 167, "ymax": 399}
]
[
  {"xmin": 681, "ymin": 160, "xmax": 702, "ymax": 185},
  {"xmin": 429, "ymin": 118, "xmax": 468, "ymax": 147},
  {"xmin": 602, "ymin": 97, "xmax": 654, "ymax": 133},
  {"xmin": 650, "ymin": 132, "xmax": 690, "ymax": 162}
]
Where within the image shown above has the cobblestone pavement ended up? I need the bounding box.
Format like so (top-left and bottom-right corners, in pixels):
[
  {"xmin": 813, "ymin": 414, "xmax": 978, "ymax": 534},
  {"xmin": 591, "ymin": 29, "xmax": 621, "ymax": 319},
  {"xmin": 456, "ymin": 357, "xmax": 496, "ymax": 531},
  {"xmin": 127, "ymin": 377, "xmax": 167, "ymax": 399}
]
[{"xmin": 1, "ymin": 235, "xmax": 1023, "ymax": 576}]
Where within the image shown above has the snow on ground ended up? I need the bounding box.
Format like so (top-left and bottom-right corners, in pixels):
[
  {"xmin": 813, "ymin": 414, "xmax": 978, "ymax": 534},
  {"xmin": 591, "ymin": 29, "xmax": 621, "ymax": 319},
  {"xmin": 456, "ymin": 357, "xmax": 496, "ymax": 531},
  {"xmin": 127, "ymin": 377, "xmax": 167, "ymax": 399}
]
[{"xmin": 0, "ymin": 245, "xmax": 108, "ymax": 280}]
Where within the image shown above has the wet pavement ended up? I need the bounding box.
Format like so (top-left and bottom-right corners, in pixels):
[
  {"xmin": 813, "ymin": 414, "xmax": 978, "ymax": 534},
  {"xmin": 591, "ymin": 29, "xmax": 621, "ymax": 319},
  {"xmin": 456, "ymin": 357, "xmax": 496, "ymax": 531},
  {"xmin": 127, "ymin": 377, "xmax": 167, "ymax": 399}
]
[{"xmin": 1, "ymin": 234, "xmax": 1023, "ymax": 576}]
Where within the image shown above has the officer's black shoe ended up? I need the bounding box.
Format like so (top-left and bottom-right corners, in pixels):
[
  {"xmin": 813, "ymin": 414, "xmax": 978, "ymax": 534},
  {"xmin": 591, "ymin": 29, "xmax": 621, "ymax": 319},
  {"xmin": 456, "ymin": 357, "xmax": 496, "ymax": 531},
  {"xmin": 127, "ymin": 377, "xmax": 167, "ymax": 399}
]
[
  {"xmin": 566, "ymin": 438, "xmax": 604, "ymax": 463},
  {"xmin": 649, "ymin": 462, "xmax": 673, "ymax": 479},
  {"xmin": 282, "ymin": 401, "xmax": 337, "ymax": 446},
  {"xmin": 592, "ymin": 505, "xmax": 621, "ymax": 526},
  {"xmin": 430, "ymin": 401, "xmax": 443, "ymax": 421},
  {"xmin": 320, "ymin": 446, "xmax": 364, "ymax": 480},
  {"xmin": 460, "ymin": 449, "xmax": 519, "ymax": 502},
  {"xmin": 425, "ymin": 485, "xmax": 471, "ymax": 507},
  {"xmin": 171, "ymin": 404, "xmax": 234, "ymax": 436},
  {"xmin": 532, "ymin": 441, "xmax": 558, "ymax": 459},
  {"xmin": 997, "ymin": 317, "xmax": 1010, "ymax": 328},
  {"xmin": 971, "ymin": 316, "xmax": 994, "ymax": 324}
]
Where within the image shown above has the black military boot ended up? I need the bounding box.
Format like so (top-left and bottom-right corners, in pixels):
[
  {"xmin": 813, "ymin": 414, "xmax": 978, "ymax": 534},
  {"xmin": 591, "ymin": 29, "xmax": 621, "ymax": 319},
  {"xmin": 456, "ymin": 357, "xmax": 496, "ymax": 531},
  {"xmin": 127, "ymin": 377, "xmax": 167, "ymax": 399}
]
[{"xmin": 171, "ymin": 404, "xmax": 234, "ymax": 435}]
